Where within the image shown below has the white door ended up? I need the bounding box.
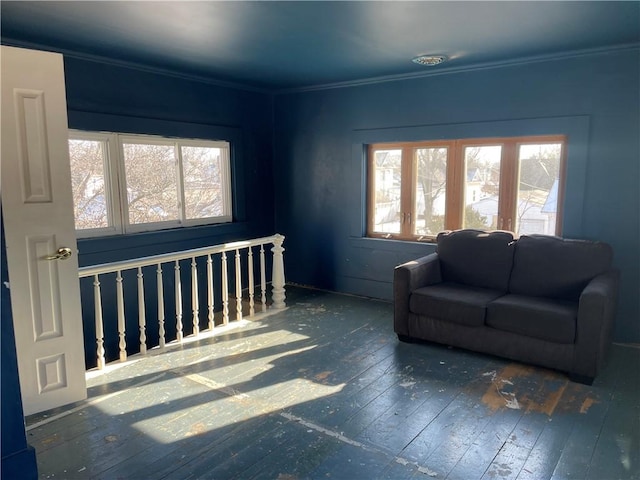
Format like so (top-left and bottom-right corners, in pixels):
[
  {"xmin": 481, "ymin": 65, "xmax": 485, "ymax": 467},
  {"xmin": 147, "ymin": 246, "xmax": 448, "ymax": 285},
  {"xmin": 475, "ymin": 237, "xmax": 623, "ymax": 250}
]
[{"xmin": 1, "ymin": 46, "xmax": 87, "ymax": 415}]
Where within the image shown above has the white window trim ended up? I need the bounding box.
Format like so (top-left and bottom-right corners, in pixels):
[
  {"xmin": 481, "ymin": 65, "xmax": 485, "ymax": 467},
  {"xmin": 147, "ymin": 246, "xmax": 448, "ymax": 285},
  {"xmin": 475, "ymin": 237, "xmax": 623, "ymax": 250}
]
[
  {"xmin": 69, "ymin": 130, "xmax": 232, "ymax": 238},
  {"xmin": 69, "ymin": 130, "xmax": 122, "ymax": 238}
]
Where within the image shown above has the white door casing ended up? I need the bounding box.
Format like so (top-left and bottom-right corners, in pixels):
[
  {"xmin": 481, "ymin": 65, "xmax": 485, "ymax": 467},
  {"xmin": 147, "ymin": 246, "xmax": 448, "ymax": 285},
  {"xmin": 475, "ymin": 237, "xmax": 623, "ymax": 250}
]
[{"xmin": 1, "ymin": 46, "xmax": 87, "ymax": 415}]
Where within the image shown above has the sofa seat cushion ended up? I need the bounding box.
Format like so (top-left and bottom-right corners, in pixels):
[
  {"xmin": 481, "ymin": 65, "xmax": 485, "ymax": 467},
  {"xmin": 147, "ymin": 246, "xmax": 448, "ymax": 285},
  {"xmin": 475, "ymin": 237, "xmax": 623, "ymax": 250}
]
[
  {"xmin": 410, "ymin": 282, "xmax": 505, "ymax": 327},
  {"xmin": 486, "ymin": 294, "xmax": 578, "ymax": 344}
]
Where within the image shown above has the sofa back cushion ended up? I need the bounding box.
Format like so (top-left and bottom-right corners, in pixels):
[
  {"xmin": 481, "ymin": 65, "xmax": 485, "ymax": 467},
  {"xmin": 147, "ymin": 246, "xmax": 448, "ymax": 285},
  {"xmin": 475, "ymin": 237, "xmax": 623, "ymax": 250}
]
[
  {"xmin": 436, "ymin": 229, "xmax": 515, "ymax": 291},
  {"xmin": 509, "ymin": 235, "xmax": 613, "ymax": 301}
]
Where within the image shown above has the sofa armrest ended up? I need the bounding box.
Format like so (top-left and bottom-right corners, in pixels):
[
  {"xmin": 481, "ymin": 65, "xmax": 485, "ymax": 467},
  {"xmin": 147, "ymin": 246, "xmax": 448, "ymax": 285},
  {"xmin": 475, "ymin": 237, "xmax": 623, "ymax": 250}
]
[
  {"xmin": 573, "ymin": 270, "xmax": 620, "ymax": 378},
  {"xmin": 393, "ymin": 253, "xmax": 442, "ymax": 336}
]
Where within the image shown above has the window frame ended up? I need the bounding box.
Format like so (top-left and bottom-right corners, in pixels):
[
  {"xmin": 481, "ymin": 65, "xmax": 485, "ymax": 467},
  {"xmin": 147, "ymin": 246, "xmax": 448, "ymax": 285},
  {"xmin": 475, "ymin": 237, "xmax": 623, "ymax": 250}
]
[
  {"xmin": 69, "ymin": 130, "xmax": 233, "ymax": 238},
  {"xmin": 367, "ymin": 134, "xmax": 567, "ymax": 242},
  {"xmin": 174, "ymin": 137, "xmax": 233, "ymax": 229},
  {"xmin": 68, "ymin": 130, "xmax": 122, "ymax": 238}
]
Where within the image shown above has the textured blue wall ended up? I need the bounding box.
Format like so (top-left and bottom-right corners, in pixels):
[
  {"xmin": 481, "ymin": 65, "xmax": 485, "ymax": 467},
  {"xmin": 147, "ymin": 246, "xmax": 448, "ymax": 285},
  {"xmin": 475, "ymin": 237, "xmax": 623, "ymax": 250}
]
[{"xmin": 274, "ymin": 48, "xmax": 640, "ymax": 342}]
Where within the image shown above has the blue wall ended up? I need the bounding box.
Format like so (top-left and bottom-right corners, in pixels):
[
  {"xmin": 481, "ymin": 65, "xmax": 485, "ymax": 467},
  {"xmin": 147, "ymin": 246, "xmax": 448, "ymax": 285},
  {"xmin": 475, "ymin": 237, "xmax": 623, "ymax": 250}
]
[
  {"xmin": 274, "ymin": 48, "xmax": 640, "ymax": 342},
  {"xmin": 63, "ymin": 56, "xmax": 276, "ymax": 264},
  {"xmin": 60, "ymin": 57, "xmax": 277, "ymax": 366},
  {"xmin": 1, "ymin": 217, "xmax": 38, "ymax": 479}
]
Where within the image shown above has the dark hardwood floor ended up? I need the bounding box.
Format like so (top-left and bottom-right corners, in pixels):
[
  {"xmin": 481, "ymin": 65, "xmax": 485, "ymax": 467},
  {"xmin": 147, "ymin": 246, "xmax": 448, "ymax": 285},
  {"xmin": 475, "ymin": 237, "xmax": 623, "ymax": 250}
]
[{"xmin": 26, "ymin": 286, "xmax": 640, "ymax": 479}]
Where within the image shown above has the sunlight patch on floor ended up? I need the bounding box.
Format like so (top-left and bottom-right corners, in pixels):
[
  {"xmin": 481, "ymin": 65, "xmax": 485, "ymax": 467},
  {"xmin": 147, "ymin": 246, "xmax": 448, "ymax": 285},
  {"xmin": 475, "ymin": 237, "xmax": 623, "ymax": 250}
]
[{"xmin": 131, "ymin": 375, "xmax": 345, "ymax": 444}]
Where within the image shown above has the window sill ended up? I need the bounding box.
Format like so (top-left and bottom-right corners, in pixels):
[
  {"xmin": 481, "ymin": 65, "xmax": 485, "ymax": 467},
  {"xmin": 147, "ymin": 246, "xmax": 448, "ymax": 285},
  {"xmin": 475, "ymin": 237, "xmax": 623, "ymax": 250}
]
[
  {"xmin": 349, "ymin": 236, "xmax": 436, "ymax": 255},
  {"xmin": 77, "ymin": 221, "xmax": 251, "ymax": 266}
]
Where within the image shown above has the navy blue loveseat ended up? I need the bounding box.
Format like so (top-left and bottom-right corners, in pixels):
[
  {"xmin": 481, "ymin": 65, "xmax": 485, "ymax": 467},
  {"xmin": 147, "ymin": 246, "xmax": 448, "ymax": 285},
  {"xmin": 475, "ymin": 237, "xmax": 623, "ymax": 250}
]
[{"xmin": 394, "ymin": 229, "xmax": 619, "ymax": 384}]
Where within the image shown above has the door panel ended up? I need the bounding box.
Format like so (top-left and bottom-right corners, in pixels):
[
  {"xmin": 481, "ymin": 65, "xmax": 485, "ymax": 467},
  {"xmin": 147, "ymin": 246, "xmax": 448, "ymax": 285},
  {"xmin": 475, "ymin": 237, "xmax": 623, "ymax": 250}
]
[
  {"xmin": 15, "ymin": 88, "xmax": 54, "ymax": 203},
  {"xmin": 27, "ymin": 235, "xmax": 64, "ymax": 340},
  {"xmin": 1, "ymin": 46, "xmax": 86, "ymax": 415}
]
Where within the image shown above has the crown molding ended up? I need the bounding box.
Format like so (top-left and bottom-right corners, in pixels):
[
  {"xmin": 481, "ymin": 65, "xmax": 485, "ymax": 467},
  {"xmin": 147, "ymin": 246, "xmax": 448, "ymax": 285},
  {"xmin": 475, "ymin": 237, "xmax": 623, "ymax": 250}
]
[
  {"xmin": 275, "ymin": 43, "xmax": 640, "ymax": 95},
  {"xmin": 0, "ymin": 38, "xmax": 272, "ymax": 95}
]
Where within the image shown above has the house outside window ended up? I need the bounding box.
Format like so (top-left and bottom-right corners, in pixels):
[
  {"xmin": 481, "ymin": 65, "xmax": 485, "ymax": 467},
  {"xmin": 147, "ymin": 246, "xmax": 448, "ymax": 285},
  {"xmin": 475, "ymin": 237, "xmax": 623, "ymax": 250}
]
[
  {"xmin": 69, "ymin": 131, "xmax": 232, "ymax": 237},
  {"xmin": 367, "ymin": 135, "xmax": 566, "ymax": 241}
]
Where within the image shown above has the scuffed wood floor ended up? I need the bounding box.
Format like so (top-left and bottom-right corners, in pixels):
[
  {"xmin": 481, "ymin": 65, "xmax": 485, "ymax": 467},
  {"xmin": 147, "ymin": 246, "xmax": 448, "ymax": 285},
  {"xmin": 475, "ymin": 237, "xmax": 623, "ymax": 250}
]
[{"xmin": 26, "ymin": 286, "xmax": 639, "ymax": 479}]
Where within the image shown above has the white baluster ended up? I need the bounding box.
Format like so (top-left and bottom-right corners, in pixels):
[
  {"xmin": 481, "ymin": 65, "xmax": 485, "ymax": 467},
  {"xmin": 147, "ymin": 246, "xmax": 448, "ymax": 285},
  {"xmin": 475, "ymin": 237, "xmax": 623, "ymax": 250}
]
[
  {"xmin": 260, "ymin": 244, "xmax": 267, "ymax": 312},
  {"xmin": 93, "ymin": 275, "xmax": 105, "ymax": 370},
  {"xmin": 76, "ymin": 235, "xmax": 289, "ymax": 364},
  {"xmin": 116, "ymin": 270, "xmax": 127, "ymax": 362},
  {"xmin": 235, "ymin": 249, "xmax": 243, "ymax": 321},
  {"xmin": 248, "ymin": 247, "xmax": 255, "ymax": 316},
  {"xmin": 137, "ymin": 267, "xmax": 147, "ymax": 355},
  {"xmin": 221, "ymin": 251, "xmax": 229, "ymax": 325},
  {"xmin": 191, "ymin": 256, "xmax": 199, "ymax": 336},
  {"xmin": 271, "ymin": 234, "xmax": 286, "ymax": 309},
  {"xmin": 175, "ymin": 260, "xmax": 183, "ymax": 342},
  {"xmin": 157, "ymin": 263, "xmax": 165, "ymax": 348},
  {"xmin": 207, "ymin": 254, "xmax": 214, "ymax": 331}
]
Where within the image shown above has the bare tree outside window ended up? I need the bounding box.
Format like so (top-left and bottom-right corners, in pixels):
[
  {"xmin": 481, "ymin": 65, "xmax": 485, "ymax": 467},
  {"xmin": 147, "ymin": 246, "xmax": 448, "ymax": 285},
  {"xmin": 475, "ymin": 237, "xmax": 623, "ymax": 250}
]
[
  {"xmin": 464, "ymin": 145, "xmax": 501, "ymax": 229},
  {"xmin": 182, "ymin": 146, "xmax": 224, "ymax": 219},
  {"xmin": 367, "ymin": 135, "xmax": 565, "ymax": 241},
  {"xmin": 69, "ymin": 139, "xmax": 109, "ymax": 229},
  {"xmin": 122, "ymin": 142, "xmax": 179, "ymax": 224},
  {"xmin": 372, "ymin": 149, "xmax": 402, "ymax": 233},
  {"xmin": 516, "ymin": 143, "xmax": 562, "ymax": 235},
  {"xmin": 69, "ymin": 131, "xmax": 232, "ymax": 236},
  {"xmin": 415, "ymin": 147, "xmax": 447, "ymax": 236}
]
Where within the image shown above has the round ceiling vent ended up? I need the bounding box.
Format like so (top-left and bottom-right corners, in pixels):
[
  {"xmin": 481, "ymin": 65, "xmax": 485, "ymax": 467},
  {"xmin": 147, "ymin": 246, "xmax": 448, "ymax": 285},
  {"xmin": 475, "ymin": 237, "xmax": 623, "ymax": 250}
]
[{"xmin": 411, "ymin": 55, "xmax": 448, "ymax": 66}]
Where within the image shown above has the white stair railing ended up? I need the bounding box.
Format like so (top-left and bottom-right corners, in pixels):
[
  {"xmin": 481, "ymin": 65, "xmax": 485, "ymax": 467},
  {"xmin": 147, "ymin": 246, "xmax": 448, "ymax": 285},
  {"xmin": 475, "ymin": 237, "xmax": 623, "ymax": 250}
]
[{"xmin": 78, "ymin": 234, "xmax": 286, "ymax": 370}]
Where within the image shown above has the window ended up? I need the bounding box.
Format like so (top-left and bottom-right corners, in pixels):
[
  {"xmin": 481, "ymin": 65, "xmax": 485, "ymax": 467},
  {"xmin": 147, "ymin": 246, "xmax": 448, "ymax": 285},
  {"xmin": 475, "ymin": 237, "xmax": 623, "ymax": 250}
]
[
  {"xmin": 367, "ymin": 135, "xmax": 566, "ymax": 241},
  {"xmin": 69, "ymin": 131, "xmax": 232, "ymax": 236}
]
